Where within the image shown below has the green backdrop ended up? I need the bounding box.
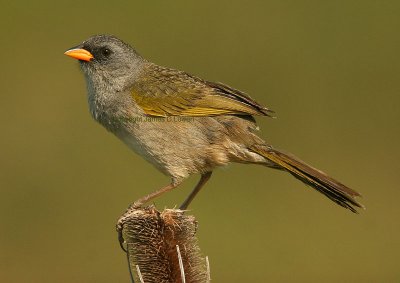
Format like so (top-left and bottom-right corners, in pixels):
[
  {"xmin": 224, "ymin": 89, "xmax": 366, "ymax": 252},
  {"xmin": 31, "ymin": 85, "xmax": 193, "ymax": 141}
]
[{"xmin": 1, "ymin": 1, "xmax": 399, "ymax": 282}]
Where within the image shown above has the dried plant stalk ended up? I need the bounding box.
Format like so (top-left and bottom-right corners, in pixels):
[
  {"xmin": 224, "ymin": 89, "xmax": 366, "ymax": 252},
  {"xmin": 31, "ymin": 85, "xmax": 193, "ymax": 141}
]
[{"xmin": 117, "ymin": 206, "xmax": 209, "ymax": 283}]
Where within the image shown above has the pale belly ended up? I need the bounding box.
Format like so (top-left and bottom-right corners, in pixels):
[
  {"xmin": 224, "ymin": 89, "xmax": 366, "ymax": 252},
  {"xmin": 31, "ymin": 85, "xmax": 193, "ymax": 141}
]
[
  {"xmin": 108, "ymin": 115, "xmax": 268, "ymax": 181},
  {"xmin": 114, "ymin": 117, "xmax": 228, "ymax": 181}
]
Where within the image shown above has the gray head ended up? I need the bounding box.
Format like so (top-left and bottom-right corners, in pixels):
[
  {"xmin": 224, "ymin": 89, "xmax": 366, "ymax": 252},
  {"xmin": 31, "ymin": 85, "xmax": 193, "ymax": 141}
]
[{"xmin": 65, "ymin": 35, "xmax": 146, "ymax": 91}]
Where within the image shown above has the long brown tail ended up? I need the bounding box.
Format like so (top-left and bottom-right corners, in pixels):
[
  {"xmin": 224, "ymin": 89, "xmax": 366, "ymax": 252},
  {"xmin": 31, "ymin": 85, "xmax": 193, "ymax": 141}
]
[{"xmin": 251, "ymin": 145, "xmax": 364, "ymax": 213}]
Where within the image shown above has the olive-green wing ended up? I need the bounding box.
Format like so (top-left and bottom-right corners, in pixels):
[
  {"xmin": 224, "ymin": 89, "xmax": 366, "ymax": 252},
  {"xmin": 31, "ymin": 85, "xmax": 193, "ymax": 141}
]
[{"xmin": 131, "ymin": 64, "xmax": 274, "ymax": 117}]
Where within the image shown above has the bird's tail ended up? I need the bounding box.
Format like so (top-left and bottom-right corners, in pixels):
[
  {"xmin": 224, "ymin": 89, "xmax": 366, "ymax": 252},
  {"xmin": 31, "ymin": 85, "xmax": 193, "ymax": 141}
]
[{"xmin": 250, "ymin": 145, "xmax": 364, "ymax": 213}]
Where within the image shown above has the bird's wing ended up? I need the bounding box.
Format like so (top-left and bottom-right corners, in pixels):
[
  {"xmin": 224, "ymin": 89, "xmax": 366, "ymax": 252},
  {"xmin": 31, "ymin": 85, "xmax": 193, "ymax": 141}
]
[{"xmin": 131, "ymin": 64, "xmax": 274, "ymax": 117}]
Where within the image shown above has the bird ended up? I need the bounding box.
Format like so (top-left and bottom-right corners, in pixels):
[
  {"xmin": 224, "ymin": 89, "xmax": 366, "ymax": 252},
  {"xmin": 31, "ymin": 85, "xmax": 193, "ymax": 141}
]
[{"xmin": 64, "ymin": 35, "xmax": 363, "ymax": 212}]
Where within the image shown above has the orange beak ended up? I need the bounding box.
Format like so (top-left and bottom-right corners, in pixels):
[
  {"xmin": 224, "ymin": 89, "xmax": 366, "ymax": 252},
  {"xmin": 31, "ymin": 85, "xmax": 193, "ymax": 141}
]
[{"xmin": 64, "ymin": 48, "xmax": 94, "ymax": 62}]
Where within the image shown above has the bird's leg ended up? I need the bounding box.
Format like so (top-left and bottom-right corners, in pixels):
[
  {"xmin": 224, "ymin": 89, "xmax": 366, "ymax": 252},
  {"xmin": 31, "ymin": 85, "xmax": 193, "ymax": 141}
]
[
  {"xmin": 179, "ymin": 172, "xmax": 212, "ymax": 210},
  {"xmin": 132, "ymin": 179, "xmax": 183, "ymax": 208}
]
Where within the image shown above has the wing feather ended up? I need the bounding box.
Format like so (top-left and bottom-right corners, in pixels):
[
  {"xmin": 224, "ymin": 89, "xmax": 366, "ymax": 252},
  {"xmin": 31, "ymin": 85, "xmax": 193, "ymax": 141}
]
[{"xmin": 131, "ymin": 64, "xmax": 274, "ymax": 117}]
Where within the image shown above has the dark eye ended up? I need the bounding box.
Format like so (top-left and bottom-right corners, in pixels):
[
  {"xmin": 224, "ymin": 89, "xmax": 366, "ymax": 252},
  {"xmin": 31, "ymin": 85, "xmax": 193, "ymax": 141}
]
[{"xmin": 102, "ymin": 47, "xmax": 111, "ymax": 57}]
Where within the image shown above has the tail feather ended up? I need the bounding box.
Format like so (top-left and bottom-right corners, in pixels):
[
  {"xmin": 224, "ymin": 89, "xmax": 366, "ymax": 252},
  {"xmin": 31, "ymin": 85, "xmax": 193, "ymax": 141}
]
[{"xmin": 251, "ymin": 145, "xmax": 364, "ymax": 213}]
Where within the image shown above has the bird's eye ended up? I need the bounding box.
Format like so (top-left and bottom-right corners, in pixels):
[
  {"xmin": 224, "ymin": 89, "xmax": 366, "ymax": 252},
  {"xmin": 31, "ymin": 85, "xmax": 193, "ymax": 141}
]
[{"xmin": 102, "ymin": 48, "xmax": 111, "ymax": 57}]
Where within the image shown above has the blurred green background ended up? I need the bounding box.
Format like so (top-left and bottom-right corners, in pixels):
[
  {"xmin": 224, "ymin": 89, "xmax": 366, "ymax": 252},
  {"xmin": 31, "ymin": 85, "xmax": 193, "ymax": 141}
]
[{"xmin": 1, "ymin": 1, "xmax": 399, "ymax": 282}]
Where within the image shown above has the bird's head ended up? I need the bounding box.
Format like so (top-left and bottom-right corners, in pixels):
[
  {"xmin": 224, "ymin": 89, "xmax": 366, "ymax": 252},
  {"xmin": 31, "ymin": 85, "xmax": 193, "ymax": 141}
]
[{"xmin": 65, "ymin": 35, "xmax": 145, "ymax": 91}]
